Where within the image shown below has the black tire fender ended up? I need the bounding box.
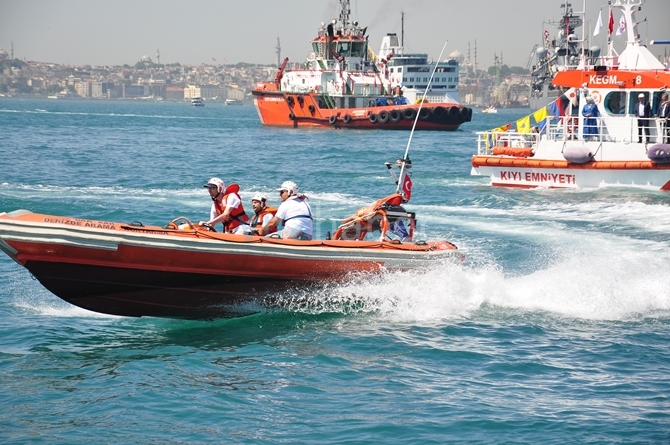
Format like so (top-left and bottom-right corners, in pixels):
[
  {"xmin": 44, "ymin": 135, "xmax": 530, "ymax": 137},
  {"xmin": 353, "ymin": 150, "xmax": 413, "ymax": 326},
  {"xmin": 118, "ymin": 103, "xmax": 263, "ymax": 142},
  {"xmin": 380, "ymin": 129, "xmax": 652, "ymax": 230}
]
[{"xmin": 378, "ymin": 110, "xmax": 390, "ymax": 124}]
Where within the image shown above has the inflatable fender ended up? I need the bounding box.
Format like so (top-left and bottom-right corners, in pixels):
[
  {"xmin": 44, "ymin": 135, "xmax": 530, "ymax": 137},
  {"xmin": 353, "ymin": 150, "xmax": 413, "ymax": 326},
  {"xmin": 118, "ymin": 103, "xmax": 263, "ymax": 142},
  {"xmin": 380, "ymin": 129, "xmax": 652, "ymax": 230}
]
[
  {"xmin": 647, "ymin": 144, "xmax": 670, "ymax": 163},
  {"xmin": 563, "ymin": 146, "xmax": 594, "ymax": 164}
]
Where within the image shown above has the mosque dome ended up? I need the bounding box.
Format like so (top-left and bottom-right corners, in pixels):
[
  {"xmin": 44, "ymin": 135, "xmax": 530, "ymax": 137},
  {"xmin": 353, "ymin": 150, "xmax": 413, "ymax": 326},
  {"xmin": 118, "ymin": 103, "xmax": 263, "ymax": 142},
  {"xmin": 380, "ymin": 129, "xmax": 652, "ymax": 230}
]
[
  {"xmin": 140, "ymin": 55, "xmax": 153, "ymax": 63},
  {"xmin": 0, "ymin": 47, "xmax": 8, "ymax": 60},
  {"xmin": 447, "ymin": 50, "xmax": 463, "ymax": 62}
]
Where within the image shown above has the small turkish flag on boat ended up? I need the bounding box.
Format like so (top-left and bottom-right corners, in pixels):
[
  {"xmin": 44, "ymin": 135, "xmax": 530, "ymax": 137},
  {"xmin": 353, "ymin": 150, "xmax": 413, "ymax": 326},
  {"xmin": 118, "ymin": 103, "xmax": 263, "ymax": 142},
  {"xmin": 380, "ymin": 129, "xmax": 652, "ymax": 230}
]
[{"xmin": 401, "ymin": 174, "xmax": 413, "ymax": 201}]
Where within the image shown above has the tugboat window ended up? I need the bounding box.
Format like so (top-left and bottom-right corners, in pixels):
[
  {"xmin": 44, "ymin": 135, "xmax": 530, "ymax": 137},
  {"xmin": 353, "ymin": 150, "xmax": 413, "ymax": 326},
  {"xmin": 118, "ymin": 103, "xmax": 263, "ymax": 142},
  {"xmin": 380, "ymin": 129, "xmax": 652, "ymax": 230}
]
[{"xmin": 604, "ymin": 91, "xmax": 626, "ymax": 115}]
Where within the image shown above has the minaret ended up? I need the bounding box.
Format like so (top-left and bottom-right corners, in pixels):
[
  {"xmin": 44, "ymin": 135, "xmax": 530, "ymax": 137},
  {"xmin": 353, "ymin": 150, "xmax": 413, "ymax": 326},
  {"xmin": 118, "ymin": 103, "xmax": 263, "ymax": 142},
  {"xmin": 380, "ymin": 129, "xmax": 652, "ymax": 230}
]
[
  {"xmin": 474, "ymin": 39, "xmax": 478, "ymax": 77},
  {"xmin": 156, "ymin": 48, "xmax": 160, "ymax": 65},
  {"xmin": 11, "ymin": 40, "xmax": 14, "ymax": 59},
  {"xmin": 275, "ymin": 38, "xmax": 281, "ymax": 67}
]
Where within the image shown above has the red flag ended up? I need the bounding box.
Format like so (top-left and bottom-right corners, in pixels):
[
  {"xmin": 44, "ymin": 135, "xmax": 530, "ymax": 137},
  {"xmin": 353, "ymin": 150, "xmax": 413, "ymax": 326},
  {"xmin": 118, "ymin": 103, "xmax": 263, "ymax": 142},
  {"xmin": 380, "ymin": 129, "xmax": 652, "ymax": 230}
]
[
  {"xmin": 608, "ymin": 10, "xmax": 614, "ymax": 35},
  {"xmin": 401, "ymin": 174, "xmax": 413, "ymax": 201}
]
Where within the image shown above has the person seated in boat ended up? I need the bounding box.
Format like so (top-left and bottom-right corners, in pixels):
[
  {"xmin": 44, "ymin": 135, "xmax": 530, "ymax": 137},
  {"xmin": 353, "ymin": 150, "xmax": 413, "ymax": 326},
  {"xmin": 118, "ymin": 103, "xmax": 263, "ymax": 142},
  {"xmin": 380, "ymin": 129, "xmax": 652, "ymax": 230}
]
[
  {"xmin": 200, "ymin": 177, "xmax": 251, "ymax": 234},
  {"xmin": 257, "ymin": 181, "xmax": 313, "ymax": 240},
  {"xmin": 581, "ymin": 96, "xmax": 600, "ymax": 141},
  {"xmin": 392, "ymin": 85, "xmax": 409, "ymax": 106},
  {"xmin": 249, "ymin": 193, "xmax": 277, "ymax": 235},
  {"xmin": 657, "ymin": 93, "xmax": 670, "ymax": 144}
]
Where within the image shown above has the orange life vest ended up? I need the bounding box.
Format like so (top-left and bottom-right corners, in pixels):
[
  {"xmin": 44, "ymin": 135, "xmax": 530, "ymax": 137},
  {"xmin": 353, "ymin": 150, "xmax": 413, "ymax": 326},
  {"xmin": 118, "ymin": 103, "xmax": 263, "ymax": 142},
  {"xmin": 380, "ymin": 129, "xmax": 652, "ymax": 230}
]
[
  {"xmin": 250, "ymin": 206, "xmax": 278, "ymax": 233},
  {"xmin": 214, "ymin": 184, "xmax": 250, "ymax": 232}
]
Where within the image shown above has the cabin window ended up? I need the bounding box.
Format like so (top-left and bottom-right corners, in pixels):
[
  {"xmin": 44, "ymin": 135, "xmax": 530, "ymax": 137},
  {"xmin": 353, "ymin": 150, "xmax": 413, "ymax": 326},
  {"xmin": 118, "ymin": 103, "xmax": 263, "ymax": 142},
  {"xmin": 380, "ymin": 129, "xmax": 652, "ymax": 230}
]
[
  {"xmin": 604, "ymin": 91, "xmax": 626, "ymax": 115},
  {"xmin": 397, "ymin": 67, "xmax": 403, "ymax": 73},
  {"xmin": 652, "ymin": 91, "xmax": 666, "ymax": 115},
  {"xmin": 337, "ymin": 42, "xmax": 351, "ymax": 57},
  {"xmin": 351, "ymin": 42, "xmax": 364, "ymax": 57}
]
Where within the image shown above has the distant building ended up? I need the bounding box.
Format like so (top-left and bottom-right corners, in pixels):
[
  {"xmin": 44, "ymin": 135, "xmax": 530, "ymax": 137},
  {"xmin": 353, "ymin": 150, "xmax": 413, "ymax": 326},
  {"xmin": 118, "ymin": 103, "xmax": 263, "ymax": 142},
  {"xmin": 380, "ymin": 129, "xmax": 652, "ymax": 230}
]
[
  {"xmin": 226, "ymin": 87, "xmax": 245, "ymax": 101},
  {"xmin": 75, "ymin": 81, "xmax": 91, "ymax": 97},
  {"xmin": 166, "ymin": 87, "xmax": 184, "ymax": 101},
  {"xmin": 200, "ymin": 85, "xmax": 227, "ymax": 100},
  {"xmin": 91, "ymin": 82, "xmax": 114, "ymax": 99},
  {"xmin": 123, "ymin": 84, "xmax": 149, "ymax": 98},
  {"xmin": 184, "ymin": 85, "xmax": 201, "ymax": 99}
]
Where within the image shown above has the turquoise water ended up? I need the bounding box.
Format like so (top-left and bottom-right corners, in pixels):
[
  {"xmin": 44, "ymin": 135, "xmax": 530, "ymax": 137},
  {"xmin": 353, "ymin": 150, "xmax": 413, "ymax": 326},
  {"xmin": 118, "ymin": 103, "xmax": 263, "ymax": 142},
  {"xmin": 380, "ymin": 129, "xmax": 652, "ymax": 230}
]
[{"xmin": 1, "ymin": 98, "xmax": 669, "ymax": 444}]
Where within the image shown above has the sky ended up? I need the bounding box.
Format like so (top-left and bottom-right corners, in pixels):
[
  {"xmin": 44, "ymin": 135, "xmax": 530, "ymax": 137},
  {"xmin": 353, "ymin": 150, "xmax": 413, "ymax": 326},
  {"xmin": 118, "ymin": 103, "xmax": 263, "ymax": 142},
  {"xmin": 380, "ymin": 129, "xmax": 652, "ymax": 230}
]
[{"xmin": 0, "ymin": 0, "xmax": 668, "ymax": 68}]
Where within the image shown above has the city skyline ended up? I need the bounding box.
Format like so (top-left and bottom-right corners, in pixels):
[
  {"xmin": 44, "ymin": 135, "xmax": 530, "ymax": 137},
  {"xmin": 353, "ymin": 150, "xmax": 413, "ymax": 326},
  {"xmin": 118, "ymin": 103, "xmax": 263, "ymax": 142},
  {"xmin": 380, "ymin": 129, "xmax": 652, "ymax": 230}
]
[{"xmin": 1, "ymin": 0, "xmax": 668, "ymax": 69}]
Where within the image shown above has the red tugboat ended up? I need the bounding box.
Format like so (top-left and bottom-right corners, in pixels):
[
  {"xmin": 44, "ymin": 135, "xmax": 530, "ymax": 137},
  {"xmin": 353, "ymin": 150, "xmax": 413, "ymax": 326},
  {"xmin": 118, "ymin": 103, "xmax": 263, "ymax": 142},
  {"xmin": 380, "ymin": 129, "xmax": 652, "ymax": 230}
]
[{"xmin": 252, "ymin": 0, "xmax": 472, "ymax": 131}]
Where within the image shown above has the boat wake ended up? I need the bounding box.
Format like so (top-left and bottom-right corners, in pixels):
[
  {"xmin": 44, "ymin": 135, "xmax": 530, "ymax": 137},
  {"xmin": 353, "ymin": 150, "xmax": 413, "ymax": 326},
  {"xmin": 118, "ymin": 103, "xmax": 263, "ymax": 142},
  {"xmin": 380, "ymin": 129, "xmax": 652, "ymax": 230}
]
[{"xmin": 267, "ymin": 243, "xmax": 670, "ymax": 322}]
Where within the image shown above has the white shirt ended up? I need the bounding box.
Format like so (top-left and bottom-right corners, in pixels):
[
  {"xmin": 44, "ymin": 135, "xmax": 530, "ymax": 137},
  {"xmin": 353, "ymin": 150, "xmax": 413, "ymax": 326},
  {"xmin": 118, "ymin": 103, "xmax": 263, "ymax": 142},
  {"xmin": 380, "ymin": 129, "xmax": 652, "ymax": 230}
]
[
  {"xmin": 638, "ymin": 102, "xmax": 646, "ymax": 118},
  {"xmin": 275, "ymin": 197, "xmax": 312, "ymax": 235}
]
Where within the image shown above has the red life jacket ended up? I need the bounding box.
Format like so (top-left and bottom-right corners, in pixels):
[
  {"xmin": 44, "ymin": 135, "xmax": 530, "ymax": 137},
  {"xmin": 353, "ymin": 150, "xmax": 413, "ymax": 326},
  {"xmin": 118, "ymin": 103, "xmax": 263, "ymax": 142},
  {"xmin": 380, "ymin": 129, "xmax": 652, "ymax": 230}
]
[
  {"xmin": 214, "ymin": 184, "xmax": 250, "ymax": 232},
  {"xmin": 251, "ymin": 206, "xmax": 278, "ymax": 233}
]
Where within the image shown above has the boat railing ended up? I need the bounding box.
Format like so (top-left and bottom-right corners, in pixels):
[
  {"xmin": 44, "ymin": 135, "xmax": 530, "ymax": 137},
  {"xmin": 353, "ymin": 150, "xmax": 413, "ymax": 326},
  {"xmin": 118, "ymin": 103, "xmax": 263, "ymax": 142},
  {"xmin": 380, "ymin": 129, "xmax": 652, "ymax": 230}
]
[
  {"xmin": 476, "ymin": 130, "xmax": 541, "ymax": 155},
  {"xmin": 545, "ymin": 116, "xmax": 667, "ymax": 144},
  {"xmin": 477, "ymin": 116, "xmax": 668, "ymax": 155}
]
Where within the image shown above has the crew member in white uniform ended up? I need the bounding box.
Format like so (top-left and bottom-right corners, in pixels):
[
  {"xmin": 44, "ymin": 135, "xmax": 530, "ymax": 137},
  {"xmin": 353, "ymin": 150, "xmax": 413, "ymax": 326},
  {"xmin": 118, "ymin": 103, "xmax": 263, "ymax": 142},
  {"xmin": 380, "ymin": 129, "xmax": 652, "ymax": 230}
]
[{"xmin": 258, "ymin": 181, "xmax": 313, "ymax": 240}]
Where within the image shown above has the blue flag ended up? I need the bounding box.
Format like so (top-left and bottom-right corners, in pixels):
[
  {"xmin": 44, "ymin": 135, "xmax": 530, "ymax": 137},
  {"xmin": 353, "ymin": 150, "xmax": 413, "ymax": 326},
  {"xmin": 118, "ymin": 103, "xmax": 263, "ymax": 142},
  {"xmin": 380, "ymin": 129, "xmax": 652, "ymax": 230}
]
[{"xmin": 389, "ymin": 221, "xmax": 409, "ymax": 239}]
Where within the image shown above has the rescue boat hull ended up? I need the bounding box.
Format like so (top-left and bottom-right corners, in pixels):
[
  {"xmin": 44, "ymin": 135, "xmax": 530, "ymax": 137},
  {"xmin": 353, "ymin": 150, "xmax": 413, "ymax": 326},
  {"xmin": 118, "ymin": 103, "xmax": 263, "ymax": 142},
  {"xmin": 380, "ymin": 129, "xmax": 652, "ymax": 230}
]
[
  {"xmin": 0, "ymin": 210, "xmax": 461, "ymax": 318},
  {"xmin": 471, "ymin": 156, "xmax": 670, "ymax": 189}
]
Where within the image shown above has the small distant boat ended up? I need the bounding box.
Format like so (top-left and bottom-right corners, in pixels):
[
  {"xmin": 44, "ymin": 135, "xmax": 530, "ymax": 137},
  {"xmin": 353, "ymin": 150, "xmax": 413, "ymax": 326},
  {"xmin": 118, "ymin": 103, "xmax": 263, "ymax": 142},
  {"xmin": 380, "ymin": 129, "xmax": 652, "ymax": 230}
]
[
  {"xmin": 191, "ymin": 97, "xmax": 204, "ymax": 107},
  {"xmin": 482, "ymin": 106, "xmax": 497, "ymax": 114},
  {"xmin": 225, "ymin": 99, "xmax": 243, "ymax": 106}
]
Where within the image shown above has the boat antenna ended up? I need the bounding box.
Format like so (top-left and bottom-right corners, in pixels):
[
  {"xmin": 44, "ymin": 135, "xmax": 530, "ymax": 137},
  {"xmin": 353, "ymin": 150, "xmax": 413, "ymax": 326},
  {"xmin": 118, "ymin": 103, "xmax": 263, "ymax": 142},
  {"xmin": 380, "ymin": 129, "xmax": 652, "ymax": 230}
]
[{"xmin": 395, "ymin": 40, "xmax": 449, "ymax": 197}]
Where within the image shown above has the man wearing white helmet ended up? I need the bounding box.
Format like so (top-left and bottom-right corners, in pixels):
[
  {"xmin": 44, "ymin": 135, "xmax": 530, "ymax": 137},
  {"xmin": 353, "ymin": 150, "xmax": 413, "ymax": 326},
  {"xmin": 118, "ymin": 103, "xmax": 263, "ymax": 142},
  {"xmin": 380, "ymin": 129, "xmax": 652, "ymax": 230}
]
[
  {"xmin": 258, "ymin": 181, "xmax": 313, "ymax": 240},
  {"xmin": 249, "ymin": 193, "xmax": 277, "ymax": 235},
  {"xmin": 635, "ymin": 93, "xmax": 652, "ymax": 143},
  {"xmin": 201, "ymin": 177, "xmax": 251, "ymax": 234}
]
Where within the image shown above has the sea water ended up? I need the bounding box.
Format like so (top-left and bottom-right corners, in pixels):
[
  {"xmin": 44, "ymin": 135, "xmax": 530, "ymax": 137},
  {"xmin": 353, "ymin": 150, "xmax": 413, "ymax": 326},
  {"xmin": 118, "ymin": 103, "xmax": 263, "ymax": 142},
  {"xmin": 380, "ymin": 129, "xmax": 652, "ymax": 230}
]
[{"xmin": 1, "ymin": 98, "xmax": 669, "ymax": 444}]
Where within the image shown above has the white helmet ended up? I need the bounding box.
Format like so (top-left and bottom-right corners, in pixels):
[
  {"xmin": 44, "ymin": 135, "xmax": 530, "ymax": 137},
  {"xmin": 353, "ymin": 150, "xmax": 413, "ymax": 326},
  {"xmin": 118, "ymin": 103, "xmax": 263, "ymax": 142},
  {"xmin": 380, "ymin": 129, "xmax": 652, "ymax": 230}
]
[
  {"xmin": 204, "ymin": 177, "xmax": 225, "ymax": 194},
  {"xmin": 276, "ymin": 181, "xmax": 298, "ymax": 197},
  {"xmin": 251, "ymin": 193, "xmax": 267, "ymax": 204}
]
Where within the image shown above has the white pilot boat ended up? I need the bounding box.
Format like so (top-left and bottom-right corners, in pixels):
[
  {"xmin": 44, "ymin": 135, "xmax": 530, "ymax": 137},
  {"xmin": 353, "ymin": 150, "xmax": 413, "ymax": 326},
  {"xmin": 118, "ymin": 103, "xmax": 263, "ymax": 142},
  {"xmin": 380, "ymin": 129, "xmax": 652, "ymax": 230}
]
[{"xmin": 472, "ymin": 0, "xmax": 670, "ymax": 190}]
